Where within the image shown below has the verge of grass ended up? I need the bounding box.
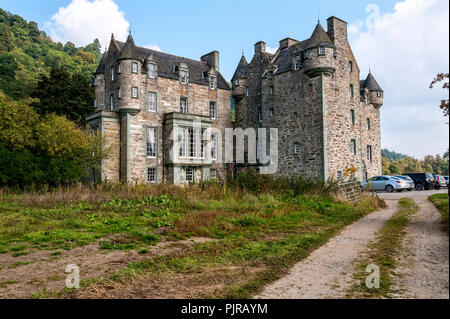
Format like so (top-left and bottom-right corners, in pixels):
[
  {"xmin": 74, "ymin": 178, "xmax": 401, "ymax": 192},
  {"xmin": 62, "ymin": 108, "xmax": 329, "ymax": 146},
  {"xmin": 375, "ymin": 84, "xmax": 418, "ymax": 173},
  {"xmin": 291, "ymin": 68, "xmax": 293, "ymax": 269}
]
[
  {"xmin": 347, "ymin": 198, "xmax": 419, "ymax": 298},
  {"xmin": 428, "ymin": 193, "xmax": 449, "ymax": 233}
]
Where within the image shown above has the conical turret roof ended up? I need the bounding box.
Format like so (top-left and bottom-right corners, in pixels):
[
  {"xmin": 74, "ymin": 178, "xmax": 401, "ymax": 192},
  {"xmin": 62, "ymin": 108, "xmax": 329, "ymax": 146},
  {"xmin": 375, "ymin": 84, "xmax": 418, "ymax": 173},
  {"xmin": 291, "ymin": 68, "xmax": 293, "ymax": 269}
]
[
  {"xmin": 119, "ymin": 33, "xmax": 141, "ymax": 60},
  {"xmin": 306, "ymin": 23, "xmax": 332, "ymax": 49},
  {"xmin": 232, "ymin": 55, "xmax": 249, "ymax": 80},
  {"xmin": 362, "ymin": 72, "xmax": 383, "ymax": 92}
]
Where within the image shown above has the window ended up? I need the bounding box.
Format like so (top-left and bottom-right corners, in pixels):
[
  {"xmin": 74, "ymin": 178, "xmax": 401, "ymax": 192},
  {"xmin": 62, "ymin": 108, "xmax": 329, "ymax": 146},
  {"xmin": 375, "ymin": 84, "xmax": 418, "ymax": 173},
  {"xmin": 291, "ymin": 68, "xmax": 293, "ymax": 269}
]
[
  {"xmin": 348, "ymin": 61, "xmax": 353, "ymax": 73},
  {"xmin": 365, "ymin": 172, "xmax": 369, "ymax": 181},
  {"xmin": 294, "ymin": 143, "xmax": 300, "ymax": 154},
  {"xmin": 351, "ymin": 109, "xmax": 355, "ymax": 125},
  {"xmin": 235, "ymin": 79, "xmax": 240, "ymax": 86},
  {"xmin": 377, "ymin": 91, "xmax": 382, "ymax": 97},
  {"xmin": 293, "ymin": 112, "xmax": 297, "ymax": 119},
  {"xmin": 337, "ymin": 171, "xmax": 343, "ymax": 181},
  {"xmin": 185, "ymin": 168, "xmax": 194, "ymax": 183},
  {"xmin": 110, "ymin": 66, "xmax": 114, "ymax": 81},
  {"xmin": 117, "ymin": 63, "xmax": 121, "ymax": 74},
  {"xmin": 94, "ymin": 99, "xmax": 97, "ymax": 108},
  {"xmin": 179, "ymin": 128, "xmax": 186, "ymax": 158},
  {"xmin": 246, "ymin": 87, "xmax": 249, "ymax": 96},
  {"xmin": 146, "ymin": 127, "xmax": 157, "ymax": 158},
  {"xmin": 209, "ymin": 76, "xmax": 216, "ymax": 90},
  {"xmin": 132, "ymin": 87, "xmax": 139, "ymax": 99},
  {"xmin": 118, "ymin": 87, "xmax": 122, "ymax": 98},
  {"xmin": 110, "ymin": 94, "xmax": 114, "ymax": 111},
  {"xmin": 308, "ymin": 83, "xmax": 313, "ymax": 91},
  {"xmin": 209, "ymin": 102, "xmax": 217, "ymax": 119},
  {"xmin": 318, "ymin": 46, "xmax": 326, "ymax": 55},
  {"xmin": 188, "ymin": 128, "xmax": 197, "ymax": 158},
  {"xmin": 258, "ymin": 107, "xmax": 262, "ymax": 123},
  {"xmin": 148, "ymin": 92, "xmax": 157, "ymax": 112},
  {"xmin": 210, "ymin": 169, "xmax": 217, "ymax": 180},
  {"xmin": 367, "ymin": 145, "xmax": 373, "ymax": 162},
  {"xmin": 366, "ymin": 118, "xmax": 371, "ymax": 130},
  {"xmin": 349, "ymin": 84, "xmax": 354, "ymax": 97},
  {"xmin": 148, "ymin": 63, "xmax": 156, "ymax": 78},
  {"xmin": 148, "ymin": 168, "xmax": 157, "ymax": 183},
  {"xmin": 200, "ymin": 129, "xmax": 206, "ymax": 159},
  {"xmin": 180, "ymin": 69, "xmax": 188, "ymax": 84},
  {"xmin": 365, "ymin": 94, "xmax": 369, "ymax": 105},
  {"xmin": 351, "ymin": 139, "xmax": 357, "ymax": 155},
  {"xmin": 294, "ymin": 57, "xmax": 301, "ymax": 70},
  {"xmin": 211, "ymin": 133, "xmax": 217, "ymax": 160},
  {"xmin": 269, "ymin": 86, "xmax": 274, "ymax": 95},
  {"xmin": 132, "ymin": 62, "xmax": 138, "ymax": 74},
  {"xmin": 180, "ymin": 97, "xmax": 188, "ymax": 113},
  {"xmin": 270, "ymin": 108, "xmax": 274, "ymax": 116}
]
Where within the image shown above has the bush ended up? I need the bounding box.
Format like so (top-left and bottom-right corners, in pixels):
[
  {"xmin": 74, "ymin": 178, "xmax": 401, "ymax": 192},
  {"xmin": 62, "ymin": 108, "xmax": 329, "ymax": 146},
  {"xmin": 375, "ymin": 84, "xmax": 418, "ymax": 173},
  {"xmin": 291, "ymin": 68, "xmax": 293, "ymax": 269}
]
[{"xmin": 0, "ymin": 147, "xmax": 82, "ymax": 188}]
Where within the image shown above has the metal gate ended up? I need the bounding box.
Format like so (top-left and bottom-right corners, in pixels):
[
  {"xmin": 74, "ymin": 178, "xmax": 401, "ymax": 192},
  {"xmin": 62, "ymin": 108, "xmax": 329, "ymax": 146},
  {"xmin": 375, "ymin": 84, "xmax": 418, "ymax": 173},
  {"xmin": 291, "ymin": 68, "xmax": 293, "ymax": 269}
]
[{"xmin": 338, "ymin": 181, "xmax": 363, "ymax": 202}]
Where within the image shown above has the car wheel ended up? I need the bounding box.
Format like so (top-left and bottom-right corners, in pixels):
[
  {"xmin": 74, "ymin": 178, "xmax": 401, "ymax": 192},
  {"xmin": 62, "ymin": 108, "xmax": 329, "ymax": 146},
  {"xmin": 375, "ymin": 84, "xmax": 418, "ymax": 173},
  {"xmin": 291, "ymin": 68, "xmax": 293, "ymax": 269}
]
[
  {"xmin": 386, "ymin": 185, "xmax": 394, "ymax": 193},
  {"xmin": 424, "ymin": 184, "xmax": 431, "ymax": 190},
  {"xmin": 416, "ymin": 184, "xmax": 424, "ymax": 191},
  {"xmin": 435, "ymin": 185, "xmax": 441, "ymax": 190},
  {"xmin": 396, "ymin": 190, "xmax": 403, "ymax": 192},
  {"xmin": 407, "ymin": 188, "xmax": 413, "ymax": 191}
]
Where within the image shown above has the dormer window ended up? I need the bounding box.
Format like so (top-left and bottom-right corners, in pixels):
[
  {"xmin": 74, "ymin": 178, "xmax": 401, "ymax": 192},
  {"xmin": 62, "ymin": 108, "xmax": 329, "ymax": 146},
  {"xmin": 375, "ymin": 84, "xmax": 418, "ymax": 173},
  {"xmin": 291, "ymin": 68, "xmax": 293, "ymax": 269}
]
[
  {"xmin": 148, "ymin": 63, "xmax": 156, "ymax": 79},
  {"xmin": 132, "ymin": 62, "xmax": 138, "ymax": 74},
  {"xmin": 209, "ymin": 75, "xmax": 216, "ymax": 90},
  {"xmin": 318, "ymin": 46, "xmax": 326, "ymax": 55},
  {"xmin": 180, "ymin": 69, "xmax": 188, "ymax": 85},
  {"xmin": 294, "ymin": 57, "xmax": 301, "ymax": 70}
]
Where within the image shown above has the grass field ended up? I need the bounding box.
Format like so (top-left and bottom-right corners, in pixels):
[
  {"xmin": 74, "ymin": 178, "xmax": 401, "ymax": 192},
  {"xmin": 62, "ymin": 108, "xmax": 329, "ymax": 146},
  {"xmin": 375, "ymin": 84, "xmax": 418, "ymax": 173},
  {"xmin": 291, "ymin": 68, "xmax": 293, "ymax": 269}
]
[
  {"xmin": 0, "ymin": 176, "xmax": 385, "ymax": 298},
  {"xmin": 429, "ymin": 193, "xmax": 449, "ymax": 233}
]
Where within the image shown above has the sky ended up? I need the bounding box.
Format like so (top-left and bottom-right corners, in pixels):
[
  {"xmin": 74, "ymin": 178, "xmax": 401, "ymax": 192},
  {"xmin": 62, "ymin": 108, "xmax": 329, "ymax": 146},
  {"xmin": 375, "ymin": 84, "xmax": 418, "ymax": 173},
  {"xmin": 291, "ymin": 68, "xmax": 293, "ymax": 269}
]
[{"xmin": 0, "ymin": 0, "xmax": 448, "ymax": 159}]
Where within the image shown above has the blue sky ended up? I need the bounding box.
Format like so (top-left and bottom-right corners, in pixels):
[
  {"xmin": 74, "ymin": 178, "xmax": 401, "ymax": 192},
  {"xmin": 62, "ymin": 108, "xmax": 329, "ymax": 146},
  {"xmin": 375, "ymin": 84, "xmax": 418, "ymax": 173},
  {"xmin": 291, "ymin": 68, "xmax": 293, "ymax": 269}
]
[{"xmin": 1, "ymin": 0, "xmax": 449, "ymax": 159}]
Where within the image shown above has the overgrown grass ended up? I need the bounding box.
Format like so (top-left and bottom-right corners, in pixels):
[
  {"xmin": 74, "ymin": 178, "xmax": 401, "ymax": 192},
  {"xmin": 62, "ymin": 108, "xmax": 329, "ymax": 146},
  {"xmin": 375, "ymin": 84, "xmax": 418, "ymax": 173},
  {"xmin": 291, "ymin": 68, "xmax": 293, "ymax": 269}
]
[
  {"xmin": 347, "ymin": 198, "xmax": 419, "ymax": 299},
  {"xmin": 0, "ymin": 173, "xmax": 385, "ymax": 299},
  {"xmin": 428, "ymin": 193, "xmax": 449, "ymax": 233}
]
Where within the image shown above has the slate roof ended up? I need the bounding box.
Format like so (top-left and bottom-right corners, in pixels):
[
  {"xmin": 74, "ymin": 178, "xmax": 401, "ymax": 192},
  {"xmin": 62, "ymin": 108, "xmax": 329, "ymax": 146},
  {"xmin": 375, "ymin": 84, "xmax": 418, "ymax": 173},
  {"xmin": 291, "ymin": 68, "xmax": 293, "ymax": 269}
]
[
  {"xmin": 362, "ymin": 72, "xmax": 383, "ymax": 92},
  {"xmin": 231, "ymin": 55, "xmax": 249, "ymax": 80},
  {"xmin": 306, "ymin": 23, "xmax": 333, "ymax": 49},
  {"xmin": 96, "ymin": 35, "xmax": 230, "ymax": 90}
]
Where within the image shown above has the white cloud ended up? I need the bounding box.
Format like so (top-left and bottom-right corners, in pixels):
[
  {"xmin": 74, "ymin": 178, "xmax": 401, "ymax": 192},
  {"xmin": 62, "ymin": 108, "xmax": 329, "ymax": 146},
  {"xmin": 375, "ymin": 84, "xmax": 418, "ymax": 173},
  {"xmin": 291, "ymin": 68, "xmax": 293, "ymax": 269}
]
[
  {"xmin": 46, "ymin": 0, "xmax": 130, "ymax": 48},
  {"xmin": 266, "ymin": 45, "xmax": 278, "ymax": 55},
  {"xmin": 144, "ymin": 44, "xmax": 162, "ymax": 52},
  {"xmin": 349, "ymin": 0, "xmax": 449, "ymax": 159}
]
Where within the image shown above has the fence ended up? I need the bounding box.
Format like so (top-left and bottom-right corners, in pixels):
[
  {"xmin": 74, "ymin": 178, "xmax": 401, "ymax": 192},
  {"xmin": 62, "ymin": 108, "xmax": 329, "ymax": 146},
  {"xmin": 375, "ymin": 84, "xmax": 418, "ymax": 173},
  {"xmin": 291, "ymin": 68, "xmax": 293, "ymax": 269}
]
[{"xmin": 337, "ymin": 180, "xmax": 363, "ymax": 202}]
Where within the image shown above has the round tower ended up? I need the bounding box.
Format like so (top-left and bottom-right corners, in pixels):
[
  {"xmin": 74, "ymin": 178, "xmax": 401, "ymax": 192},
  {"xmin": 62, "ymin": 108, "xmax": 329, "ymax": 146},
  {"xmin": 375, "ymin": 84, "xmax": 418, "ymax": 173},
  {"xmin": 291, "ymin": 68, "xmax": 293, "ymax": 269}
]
[
  {"xmin": 303, "ymin": 23, "xmax": 335, "ymax": 78},
  {"xmin": 364, "ymin": 71, "xmax": 384, "ymax": 108},
  {"xmin": 116, "ymin": 33, "xmax": 142, "ymax": 115},
  {"xmin": 231, "ymin": 54, "xmax": 249, "ymax": 101}
]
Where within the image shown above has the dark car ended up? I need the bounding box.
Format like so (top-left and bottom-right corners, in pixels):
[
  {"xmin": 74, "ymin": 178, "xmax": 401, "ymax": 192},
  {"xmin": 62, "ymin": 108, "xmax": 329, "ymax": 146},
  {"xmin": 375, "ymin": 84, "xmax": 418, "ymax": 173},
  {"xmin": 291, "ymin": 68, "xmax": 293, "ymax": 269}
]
[{"xmin": 403, "ymin": 173, "xmax": 435, "ymax": 190}]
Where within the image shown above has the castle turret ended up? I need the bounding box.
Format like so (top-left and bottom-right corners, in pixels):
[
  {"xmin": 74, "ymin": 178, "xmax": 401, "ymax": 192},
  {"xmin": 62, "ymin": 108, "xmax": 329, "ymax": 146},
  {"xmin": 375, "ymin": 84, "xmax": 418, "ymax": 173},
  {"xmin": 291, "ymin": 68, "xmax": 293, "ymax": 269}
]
[
  {"xmin": 116, "ymin": 33, "xmax": 141, "ymax": 115},
  {"xmin": 362, "ymin": 71, "xmax": 383, "ymax": 107},
  {"xmin": 302, "ymin": 23, "xmax": 335, "ymax": 78},
  {"xmin": 231, "ymin": 54, "xmax": 249, "ymax": 100}
]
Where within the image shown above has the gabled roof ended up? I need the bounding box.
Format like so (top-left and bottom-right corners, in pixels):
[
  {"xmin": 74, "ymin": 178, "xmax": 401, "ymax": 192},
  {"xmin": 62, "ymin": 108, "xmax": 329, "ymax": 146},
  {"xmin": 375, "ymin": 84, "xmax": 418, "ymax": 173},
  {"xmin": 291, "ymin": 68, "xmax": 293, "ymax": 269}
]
[
  {"xmin": 96, "ymin": 34, "xmax": 230, "ymax": 90},
  {"xmin": 362, "ymin": 72, "xmax": 383, "ymax": 92},
  {"xmin": 306, "ymin": 23, "xmax": 333, "ymax": 49},
  {"xmin": 231, "ymin": 55, "xmax": 249, "ymax": 80}
]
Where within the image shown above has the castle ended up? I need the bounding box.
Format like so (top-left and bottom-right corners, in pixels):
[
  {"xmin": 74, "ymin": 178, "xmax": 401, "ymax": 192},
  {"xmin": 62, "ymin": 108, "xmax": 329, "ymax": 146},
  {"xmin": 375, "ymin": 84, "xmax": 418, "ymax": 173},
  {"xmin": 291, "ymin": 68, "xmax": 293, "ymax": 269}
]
[
  {"xmin": 88, "ymin": 16, "xmax": 383, "ymax": 184},
  {"xmin": 232, "ymin": 16, "xmax": 383, "ymax": 181}
]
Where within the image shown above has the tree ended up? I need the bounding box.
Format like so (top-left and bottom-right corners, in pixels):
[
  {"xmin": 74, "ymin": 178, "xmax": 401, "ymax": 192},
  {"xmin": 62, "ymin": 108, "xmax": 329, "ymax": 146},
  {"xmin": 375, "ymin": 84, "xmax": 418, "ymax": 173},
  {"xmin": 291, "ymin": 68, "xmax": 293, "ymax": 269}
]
[
  {"xmin": 32, "ymin": 67, "xmax": 95, "ymax": 126},
  {"xmin": 430, "ymin": 73, "xmax": 449, "ymax": 117}
]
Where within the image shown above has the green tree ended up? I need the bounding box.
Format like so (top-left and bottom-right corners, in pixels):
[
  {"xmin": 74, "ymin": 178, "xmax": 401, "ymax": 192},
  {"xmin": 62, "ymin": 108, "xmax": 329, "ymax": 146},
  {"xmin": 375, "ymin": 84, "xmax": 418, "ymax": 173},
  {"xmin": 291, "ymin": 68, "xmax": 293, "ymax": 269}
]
[
  {"xmin": 430, "ymin": 73, "xmax": 449, "ymax": 117},
  {"xmin": 32, "ymin": 67, "xmax": 94, "ymax": 125}
]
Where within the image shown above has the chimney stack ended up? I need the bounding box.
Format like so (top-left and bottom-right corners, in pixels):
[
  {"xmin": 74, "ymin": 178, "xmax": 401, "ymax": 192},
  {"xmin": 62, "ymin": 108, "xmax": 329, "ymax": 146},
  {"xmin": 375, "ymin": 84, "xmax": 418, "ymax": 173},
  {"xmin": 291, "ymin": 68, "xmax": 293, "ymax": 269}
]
[
  {"xmin": 254, "ymin": 41, "xmax": 266, "ymax": 55},
  {"xmin": 201, "ymin": 51, "xmax": 220, "ymax": 72}
]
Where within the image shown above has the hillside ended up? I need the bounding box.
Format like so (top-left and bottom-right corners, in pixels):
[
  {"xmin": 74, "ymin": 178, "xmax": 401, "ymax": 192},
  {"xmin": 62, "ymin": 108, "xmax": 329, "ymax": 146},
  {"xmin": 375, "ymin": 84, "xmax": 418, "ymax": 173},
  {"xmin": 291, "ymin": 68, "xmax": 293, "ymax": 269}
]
[
  {"xmin": 0, "ymin": 8, "xmax": 101, "ymax": 100},
  {"xmin": 382, "ymin": 149, "xmax": 407, "ymax": 161}
]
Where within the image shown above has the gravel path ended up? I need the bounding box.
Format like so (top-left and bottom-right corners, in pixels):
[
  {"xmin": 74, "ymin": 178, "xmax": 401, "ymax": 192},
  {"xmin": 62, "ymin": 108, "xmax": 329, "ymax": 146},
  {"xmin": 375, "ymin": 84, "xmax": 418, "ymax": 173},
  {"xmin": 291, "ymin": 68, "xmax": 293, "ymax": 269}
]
[{"xmin": 255, "ymin": 189, "xmax": 449, "ymax": 299}]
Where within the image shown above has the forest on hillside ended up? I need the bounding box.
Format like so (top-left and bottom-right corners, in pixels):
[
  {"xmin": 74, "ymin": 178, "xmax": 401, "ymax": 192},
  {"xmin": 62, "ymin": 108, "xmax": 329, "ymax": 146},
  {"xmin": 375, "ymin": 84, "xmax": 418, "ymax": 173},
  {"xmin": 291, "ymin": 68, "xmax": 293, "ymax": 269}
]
[{"xmin": 382, "ymin": 149, "xmax": 449, "ymax": 176}]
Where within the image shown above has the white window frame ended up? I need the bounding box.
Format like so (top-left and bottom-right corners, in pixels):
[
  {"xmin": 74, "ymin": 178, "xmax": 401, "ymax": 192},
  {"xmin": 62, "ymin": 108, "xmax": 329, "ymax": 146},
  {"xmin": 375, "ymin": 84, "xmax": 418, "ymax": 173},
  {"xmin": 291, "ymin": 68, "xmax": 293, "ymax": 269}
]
[
  {"xmin": 377, "ymin": 91, "xmax": 382, "ymax": 97},
  {"xmin": 148, "ymin": 63, "xmax": 156, "ymax": 79},
  {"xmin": 146, "ymin": 127, "xmax": 157, "ymax": 158},
  {"xmin": 318, "ymin": 46, "xmax": 326, "ymax": 55},
  {"xmin": 211, "ymin": 133, "xmax": 218, "ymax": 160},
  {"xmin": 209, "ymin": 101, "xmax": 217, "ymax": 119},
  {"xmin": 179, "ymin": 128, "xmax": 187, "ymax": 158},
  {"xmin": 180, "ymin": 69, "xmax": 188, "ymax": 85},
  {"xmin": 148, "ymin": 92, "xmax": 157, "ymax": 112},
  {"xmin": 148, "ymin": 168, "xmax": 157, "ymax": 183},
  {"xmin": 188, "ymin": 128, "xmax": 197, "ymax": 158},
  {"xmin": 185, "ymin": 167, "xmax": 194, "ymax": 183},
  {"xmin": 132, "ymin": 87, "xmax": 139, "ymax": 99},
  {"xmin": 235, "ymin": 79, "xmax": 239, "ymax": 86},
  {"xmin": 132, "ymin": 62, "xmax": 138, "ymax": 74},
  {"xmin": 180, "ymin": 97, "xmax": 188, "ymax": 113}
]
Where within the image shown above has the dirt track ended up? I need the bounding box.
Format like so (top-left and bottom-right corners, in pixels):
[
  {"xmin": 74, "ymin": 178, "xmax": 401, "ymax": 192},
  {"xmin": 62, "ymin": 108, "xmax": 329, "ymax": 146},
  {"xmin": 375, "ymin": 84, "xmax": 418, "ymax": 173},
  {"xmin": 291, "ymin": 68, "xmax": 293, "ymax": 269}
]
[{"xmin": 256, "ymin": 189, "xmax": 449, "ymax": 299}]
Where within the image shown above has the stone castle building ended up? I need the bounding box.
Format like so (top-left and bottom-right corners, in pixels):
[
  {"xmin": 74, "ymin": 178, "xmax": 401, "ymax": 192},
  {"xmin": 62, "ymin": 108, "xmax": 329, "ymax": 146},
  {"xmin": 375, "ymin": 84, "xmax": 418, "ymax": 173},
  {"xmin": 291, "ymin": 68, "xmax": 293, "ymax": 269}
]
[
  {"xmin": 88, "ymin": 33, "xmax": 231, "ymax": 185},
  {"xmin": 232, "ymin": 16, "xmax": 383, "ymax": 181},
  {"xmin": 88, "ymin": 16, "xmax": 383, "ymax": 184}
]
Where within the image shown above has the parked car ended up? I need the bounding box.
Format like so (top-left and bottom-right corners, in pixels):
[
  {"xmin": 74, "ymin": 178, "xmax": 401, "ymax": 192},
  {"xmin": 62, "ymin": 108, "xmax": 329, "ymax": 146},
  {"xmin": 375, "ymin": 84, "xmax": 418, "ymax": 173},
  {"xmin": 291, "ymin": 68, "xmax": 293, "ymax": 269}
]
[
  {"xmin": 432, "ymin": 175, "xmax": 447, "ymax": 189},
  {"xmin": 361, "ymin": 176, "xmax": 409, "ymax": 193},
  {"xmin": 403, "ymin": 173, "xmax": 435, "ymax": 190},
  {"xmin": 444, "ymin": 176, "xmax": 449, "ymax": 187},
  {"xmin": 395, "ymin": 175, "xmax": 415, "ymax": 191}
]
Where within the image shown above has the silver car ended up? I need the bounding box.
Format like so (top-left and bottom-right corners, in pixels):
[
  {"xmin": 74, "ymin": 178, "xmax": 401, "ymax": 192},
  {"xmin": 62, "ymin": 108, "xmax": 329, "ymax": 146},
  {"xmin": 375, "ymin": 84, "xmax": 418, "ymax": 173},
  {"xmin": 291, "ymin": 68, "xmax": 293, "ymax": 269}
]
[
  {"xmin": 361, "ymin": 175, "xmax": 409, "ymax": 193},
  {"xmin": 395, "ymin": 175, "xmax": 415, "ymax": 191}
]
